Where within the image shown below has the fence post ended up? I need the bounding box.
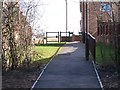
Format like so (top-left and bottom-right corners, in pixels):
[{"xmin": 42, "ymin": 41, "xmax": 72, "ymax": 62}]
[
  {"xmin": 89, "ymin": 34, "xmax": 96, "ymax": 63},
  {"xmin": 94, "ymin": 39, "xmax": 96, "ymax": 63},
  {"xmin": 0, "ymin": 2, "xmax": 1, "ymax": 55},
  {"xmin": 82, "ymin": 32, "xmax": 85, "ymax": 43},
  {"xmin": 60, "ymin": 31, "xmax": 61, "ymax": 42},
  {"xmin": 58, "ymin": 32, "xmax": 59, "ymax": 43},
  {"xmin": 46, "ymin": 32, "xmax": 47, "ymax": 44},
  {"xmin": 69, "ymin": 31, "xmax": 70, "ymax": 42}
]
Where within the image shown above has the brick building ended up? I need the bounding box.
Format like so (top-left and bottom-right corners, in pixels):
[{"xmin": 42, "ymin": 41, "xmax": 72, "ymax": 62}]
[
  {"xmin": 80, "ymin": 1, "xmax": 111, "ymax": 40},
  {"xmin": 80, "ymin": 1, "xmax": 120, "ymax": 44}
]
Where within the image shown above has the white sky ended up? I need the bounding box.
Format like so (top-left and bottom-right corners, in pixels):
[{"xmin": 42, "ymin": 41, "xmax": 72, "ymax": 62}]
[
  {"xmin": 36, "ymin": 0, "xmax": 81, "ymax": 35},
  {"xmin": 19, "ymin": 0, "xmax": 81, "ymax": 35}
]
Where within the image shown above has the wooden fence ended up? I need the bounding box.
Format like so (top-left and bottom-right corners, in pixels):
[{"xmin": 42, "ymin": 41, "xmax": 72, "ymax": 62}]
[{"xmin": 97, "ymin": 20, "xmax": 120, "ymax": 65}]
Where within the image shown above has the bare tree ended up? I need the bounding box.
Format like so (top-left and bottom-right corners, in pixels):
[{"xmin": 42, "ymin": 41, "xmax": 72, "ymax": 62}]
[
  {"xmin": 2, "ymin": 2, "xmax": 20, "ymax": 70},
  {"xmin": 2, "ymin": 0, "xmax": 44, "ymax": 70}
]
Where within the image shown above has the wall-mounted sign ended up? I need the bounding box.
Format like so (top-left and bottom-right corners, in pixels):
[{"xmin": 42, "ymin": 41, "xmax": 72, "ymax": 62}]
[
  {"xmin": 100, "ymin": 3, "xmax": 112, "ymax": 17},
  {"xmin": 101, "ymin": 4, "xmax": 111, "ymax": 12}
]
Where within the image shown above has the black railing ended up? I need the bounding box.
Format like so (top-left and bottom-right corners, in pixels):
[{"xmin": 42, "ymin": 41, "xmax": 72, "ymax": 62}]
[
  {"xmin": 88, "ymin": 33, "xmax": 96, "ymax": 63},
  {"xmin": 82, "ymin": 32, "xmax": 85, "ymax": 43}
]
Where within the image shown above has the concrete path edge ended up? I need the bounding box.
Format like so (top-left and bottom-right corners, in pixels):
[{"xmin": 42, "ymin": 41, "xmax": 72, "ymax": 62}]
[
  {"xmin": 30, "ymin": 45, "xmax": 63, "ymax": 90},
  {"xmin": 92, "ymin": 61, "xmax": 104, "ymax": 90}
]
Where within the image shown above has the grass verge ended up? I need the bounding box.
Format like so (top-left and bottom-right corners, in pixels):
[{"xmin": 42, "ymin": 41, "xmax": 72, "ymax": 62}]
[
  {"xmin": 96, "ymin": 42, "xmax": 115, "ymax": 65},
  {"xmin": 32, "ymin": 42, "xmax": 66, "ymax": 65}
]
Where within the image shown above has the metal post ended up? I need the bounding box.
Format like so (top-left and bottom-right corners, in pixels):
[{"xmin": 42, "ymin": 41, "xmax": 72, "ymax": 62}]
[
  {"xmin": 85, "ymin": 0, "xmax": 89, "ymax": 60},
  {"xmin": 65, "ymin": 0, "xmax": 68, "ymax": 42},
  {"xmin": 0, "ymin": 2, "xmax": 2, "ymax": 50},
  {"xmin": 0, "ymin": 2, "xmax": 2, "ymax": 90},
  {"xmin": 69, "ymin": 31, "xmax": 70, "ymax": 42},
  {"xmin": 58, "ymin": 32, "xmax": 59, "ymax": 43},
  {"xmin": 46, "ymin": 32, "xmax": 47, "ymax": 44},
  {"xmin": 82, "ymin": 1, "xmax": 85, "ymax": 43},
  {"xmin": 60, "ymin": 31, "xmax": 61, "ymax": 42}
]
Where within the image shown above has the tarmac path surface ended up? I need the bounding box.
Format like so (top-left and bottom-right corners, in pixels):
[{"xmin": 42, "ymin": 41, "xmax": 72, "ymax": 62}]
[{"xmin": 33, "ymin": 41, "xmax": 101, "ymax": 89}]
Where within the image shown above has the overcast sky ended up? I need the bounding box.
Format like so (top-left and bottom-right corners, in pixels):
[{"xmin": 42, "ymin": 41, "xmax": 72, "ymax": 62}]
[
  {"xmin": 36, "ymin": 0, "xmax": 81, "ymax": 35},
  {"xmin": 20, "ymin": 0, "xmax": 81, "ymax": 35}
]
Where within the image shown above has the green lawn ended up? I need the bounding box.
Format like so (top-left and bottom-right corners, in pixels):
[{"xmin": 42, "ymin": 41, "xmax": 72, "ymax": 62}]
[
  {"xmin": 96, "ymin": 43, "xmax": 115, "ymax": 65},
  {"xmin": 32, "ymin": 43, "xmax": 65, "ymax": 64}
]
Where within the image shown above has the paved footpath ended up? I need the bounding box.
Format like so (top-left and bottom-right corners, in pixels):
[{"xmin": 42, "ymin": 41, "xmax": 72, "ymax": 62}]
[{"xmin": 33, "ymin": 41, "xmax": 101, "ymax": 89}]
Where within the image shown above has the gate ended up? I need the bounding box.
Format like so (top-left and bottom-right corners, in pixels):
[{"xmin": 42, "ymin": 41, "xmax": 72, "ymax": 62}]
[
  {"xmin": 46, "ymin": 31, "xmax": 73, "ymax": 44},
  {"xmin": 46, "ymin": 32, "xmax": 59, "ymax": 44},
  {"xmin": 60, "ymin": 32, "xmax": 73, "ymax": 42}
]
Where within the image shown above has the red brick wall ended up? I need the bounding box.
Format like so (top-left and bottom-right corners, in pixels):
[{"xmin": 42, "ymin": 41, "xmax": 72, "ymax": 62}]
[
  {"xmin": 80, "ymin": 2, "xmax": 111, "ymax": 38},
  {"xmin": 60, "ymin": 37, "xmax": 72, "ymax": 42},
  {"xmin": 72, "ymin": 35, "xmax": 82, "ymax": 42}
]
